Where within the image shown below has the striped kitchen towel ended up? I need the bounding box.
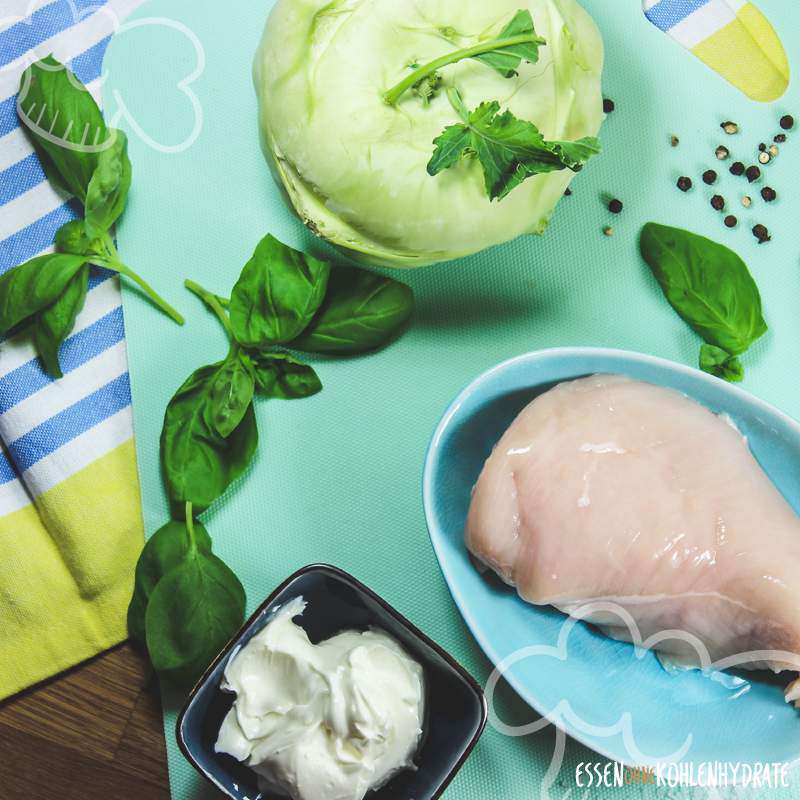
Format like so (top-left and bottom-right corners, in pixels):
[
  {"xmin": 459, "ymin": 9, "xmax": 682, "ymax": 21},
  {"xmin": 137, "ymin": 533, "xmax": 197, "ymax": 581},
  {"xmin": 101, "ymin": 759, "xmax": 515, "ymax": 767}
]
[
  {"xmin": 643, "ymin": 0, "xmax": 789, "ymax": 102},
  {"xmin": 0, "ymin": 0, "xmax": 145, "ymax": 700}
]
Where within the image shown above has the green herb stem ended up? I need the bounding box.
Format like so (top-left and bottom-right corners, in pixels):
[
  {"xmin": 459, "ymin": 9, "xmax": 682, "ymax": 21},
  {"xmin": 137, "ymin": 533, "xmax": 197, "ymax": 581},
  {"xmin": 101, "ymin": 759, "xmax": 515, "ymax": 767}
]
[
  {"xmin": 383, "ymin": 33, "xmax": 545, "ymax": 105},
  {"xmin": 185, "ymin": 501, "xmax": 197, "ymax": 555},
  {"xmin": 446, "ymin": 87, "xmax": 469, "ymax": 122},
  {"xmin": 185, "ymin": 279, "xmax": 233, "ymax": 337}
]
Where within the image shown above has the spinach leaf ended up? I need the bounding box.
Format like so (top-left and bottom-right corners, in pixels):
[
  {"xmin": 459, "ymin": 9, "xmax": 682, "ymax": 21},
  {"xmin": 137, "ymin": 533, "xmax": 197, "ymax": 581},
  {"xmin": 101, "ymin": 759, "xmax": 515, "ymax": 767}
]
[
  {"xmin": 161, "ymin": 363, "xmax": 258, "ymax": 513},
  {"xmin": 17, "ymin": 56, "xmax": 111, "ymax": 203},
  {"xmin": 0, "ymin": 253, "xmax": 87, "ymax": 334},
  {"xmin": 428, "ymin": 94, "xmax": 601, "ymax": 201},
  {"xmin": 84, "ymin": 129, "xmax": 132, "ymax": 238},
  {"xmin": 473, "ymin": 10, "xmax": 543, "ymax": 78},
  {"xmin": 699, "ymin": 344, "xmax": 744, "ymax": 383},
  {"xmin": 251, "ymin": 352, "xmax": 322, "ymax": 399},
  {"xmin": 210, "ymin": 350, "xmax": 256, "ymax": 438},
  {"xmin": 229, "ymin": 234, "xmax": 330, "ymax": 349},
  {"xmin": 33, "ymin": 264, "xmax": 89, "ymax": 378},
  {"xmin": 291, "ymin": 266, "xmax": 414, "ymax": 354},
  {"xmin": 127, "ymin": 519, "xmax": 213, "ymax": 648},
  {"xmin": 640, "ymin": 223, "xmax": 767, "ymax": 356},
  {"xmin": 144, "ymin": 545, "xmax": 245, "ymax": 686}
]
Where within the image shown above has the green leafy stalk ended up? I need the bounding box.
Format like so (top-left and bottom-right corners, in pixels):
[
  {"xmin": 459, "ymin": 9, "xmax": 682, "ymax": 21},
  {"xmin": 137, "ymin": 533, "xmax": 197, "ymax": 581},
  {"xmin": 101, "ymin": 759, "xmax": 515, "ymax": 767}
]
[{"xmin": 383, "ymin": 10, "xmax": 545, "ymax": 105}]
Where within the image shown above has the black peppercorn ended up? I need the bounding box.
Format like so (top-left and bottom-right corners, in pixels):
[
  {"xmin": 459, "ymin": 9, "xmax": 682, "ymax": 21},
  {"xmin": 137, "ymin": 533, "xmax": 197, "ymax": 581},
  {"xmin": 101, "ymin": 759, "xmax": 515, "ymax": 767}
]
[
  {"xmin": 759, "ymin": 142, "xmax": 767, "ymax": 152},
  {"xmin": 564, "ymin": 187, "xmax": 572, "ymax": 196},
  {"xmin": 774, "ymin": 133, "xmax": 787, "ymax": 143},
  {"xmin": 608, "ymin": 198, "xmax": 623, "ymax": 213},
  {"xmin": 761, "ymin": 186, "xmax": 777, "ymax": 202},
  {"xmin": 677, "ymin": 176, "xmax": 692, "ymax": 192},
  {"xmin": 752, "ymin": 224, "xmax": 771, "ymax": 243},
  {"xmin": 702, "ymin": 169, "xmax": 717, "ymax": 185},
  {"xmin": 715, "ymin": 145, "xmax": 729, "ymax": 160},
  {"xmin": 721, "ymin": 121, "xmax": 739, "ymax": 134},
  {"xmin": 730, "ymin": 161, "xmax": 745, "ymax": 176},
  {"xmin": 745, "ymin": 165, "xmax": 761, "ymax": 183},
  {"xmin": 724, "ymin": 215, "xmax": 738, "ymax": 228},
  {"xmin": 780, "ymin": 115, "xmax": 794, "ymax": 130},
  {"xmin": 603, "ymin": 98, "xmax": 615, "ymax": 113},
  {"xmin": 711, "ymin": 194, "xmax": 725, "ymax": 211}
]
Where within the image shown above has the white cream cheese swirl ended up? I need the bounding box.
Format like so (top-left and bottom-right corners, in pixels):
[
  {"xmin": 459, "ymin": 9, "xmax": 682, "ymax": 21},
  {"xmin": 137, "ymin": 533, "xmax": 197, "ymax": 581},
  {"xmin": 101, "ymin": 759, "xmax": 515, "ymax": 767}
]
[{"xmin": 215, "ymin": 597, "xmax": 425, "ymax": 800}]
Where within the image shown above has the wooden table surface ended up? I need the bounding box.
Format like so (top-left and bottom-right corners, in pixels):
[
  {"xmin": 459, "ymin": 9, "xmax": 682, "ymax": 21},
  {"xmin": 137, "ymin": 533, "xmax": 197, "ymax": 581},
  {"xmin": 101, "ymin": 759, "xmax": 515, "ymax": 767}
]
[{"xmin": 0, "ymin": 642, "xmax": 172, "ymax": 799}]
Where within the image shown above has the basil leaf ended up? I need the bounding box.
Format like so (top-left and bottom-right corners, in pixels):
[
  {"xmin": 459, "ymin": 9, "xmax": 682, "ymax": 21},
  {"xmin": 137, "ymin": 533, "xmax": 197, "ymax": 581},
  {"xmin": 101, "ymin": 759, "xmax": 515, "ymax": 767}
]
[
  {"xmin": 84, "ymin": 129, "xmax": 132, "ymax": 238},
  {"xmin": 428, "ymin": 99, "xmax": 601, "ymax": 201},
  {"xmin": 161, "ymin": 363, "xmax": 258, "ymax": 513},
  {"xmin": 210, "ymin": 351, "xmax": 256, "ymax": 438},
  {"xmin": 33, "ymin": 264, "xmax": 89, "ymax": 378},
  {"xmin": 0, "ymin": 253, "xmax": 87, "ymax": 334},
  {"xmin": 640, "ymin": 223, "xmax": 767, "ymax": 355},
  {"xmin": 291, "ymin": 266, "xmax": 414, "ymax": 354},
  {"xmin": 251, "ymin": 352, "xmax": 322, "ymax": 399},
  {"xmin": 699, "ymin": 344, "xmax": 744, "ymax": 383},
  {"xmin": 54, "ymin": 220, "xmax": 102, "ymax": 256},
  {"xmin": 229, "ymin": 234, "xmax": 331, "ymax": 349},
  {"xmin": 473, "ymin": 10, "xmax": 543, "ymax": 78},
  {"xmin": 17, "ymin": 56, "xmax": 111, "ymax": 203},
  {"xmin": 144, "ymin": 547, "xmax": 245, "ymax": 687},
  {"xmin": 127, "ymin": 519, "xmax": 213, "ymax": 648}
]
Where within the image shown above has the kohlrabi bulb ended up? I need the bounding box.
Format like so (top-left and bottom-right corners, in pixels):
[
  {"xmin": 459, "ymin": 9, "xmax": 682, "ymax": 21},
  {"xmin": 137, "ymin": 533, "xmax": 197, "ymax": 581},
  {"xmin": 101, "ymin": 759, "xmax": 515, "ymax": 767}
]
[{"xmin": 254, "ymin": 0, "xmax": 604, "ymax": 267}]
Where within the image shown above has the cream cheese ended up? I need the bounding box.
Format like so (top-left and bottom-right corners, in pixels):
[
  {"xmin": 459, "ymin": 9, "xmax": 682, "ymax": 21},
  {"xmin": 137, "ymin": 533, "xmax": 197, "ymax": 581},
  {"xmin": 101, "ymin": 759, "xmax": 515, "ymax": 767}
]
[{"xmin": 215, "ymin": 597, "xmax": 425, "ymax": 800}]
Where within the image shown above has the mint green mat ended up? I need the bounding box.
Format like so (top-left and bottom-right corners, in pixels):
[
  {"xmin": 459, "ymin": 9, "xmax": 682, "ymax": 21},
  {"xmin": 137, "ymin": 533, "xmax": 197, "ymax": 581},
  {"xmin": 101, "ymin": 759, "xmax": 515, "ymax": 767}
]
[{"xmin": 104, "ymin": 1, "xmax": 799, "ymax": 797}]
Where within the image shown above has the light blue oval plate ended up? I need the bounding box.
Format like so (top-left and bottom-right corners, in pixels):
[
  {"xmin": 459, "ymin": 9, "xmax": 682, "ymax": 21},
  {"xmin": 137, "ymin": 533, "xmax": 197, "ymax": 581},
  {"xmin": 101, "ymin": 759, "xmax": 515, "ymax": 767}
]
[{"xmin": 423, "ymin": 347, "xmax": 800, "ymax": 768}]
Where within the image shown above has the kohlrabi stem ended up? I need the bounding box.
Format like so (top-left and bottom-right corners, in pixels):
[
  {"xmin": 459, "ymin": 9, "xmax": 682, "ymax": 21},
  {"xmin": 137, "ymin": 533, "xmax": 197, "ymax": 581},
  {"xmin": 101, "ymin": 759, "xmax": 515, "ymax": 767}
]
[
  {"xmin": 383, "ymin": 33, "xmax": 545, "ymax": 105},
  {"xmin": 97, "ymin": 234, "xmax": 185, "ymax": 325},
  {"xmin": 185, "ymin": 279, "xmax": 233, "ymax": 337}
]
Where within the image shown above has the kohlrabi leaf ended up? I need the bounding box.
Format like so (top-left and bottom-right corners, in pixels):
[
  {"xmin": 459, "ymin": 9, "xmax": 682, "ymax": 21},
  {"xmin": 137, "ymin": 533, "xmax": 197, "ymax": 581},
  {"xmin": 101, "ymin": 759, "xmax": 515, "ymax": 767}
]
[
  {"xmin": 472, "ymin": 10, "xmax": 543, "ymax": 78},
  {"xmin": 428, "ymin": 98, "xmax": 601, "ymax": 201}
]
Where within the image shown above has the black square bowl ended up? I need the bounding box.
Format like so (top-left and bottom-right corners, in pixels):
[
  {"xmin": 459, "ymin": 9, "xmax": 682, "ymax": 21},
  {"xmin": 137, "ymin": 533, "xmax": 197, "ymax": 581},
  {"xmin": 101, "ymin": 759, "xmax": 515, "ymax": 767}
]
[{"xmin": 177, "ymin": 564, "xmax": 487, "ymax": 800}]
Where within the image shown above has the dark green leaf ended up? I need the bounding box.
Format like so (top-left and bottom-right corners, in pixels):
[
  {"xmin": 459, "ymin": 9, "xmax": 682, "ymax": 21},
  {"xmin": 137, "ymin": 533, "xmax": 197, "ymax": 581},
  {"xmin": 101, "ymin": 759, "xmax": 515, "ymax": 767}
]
[
  {"xmin": 0, "ymin": 253, "xmax": 87, "ymax": 334},
  {"xmin": 33, "ymin": 264, "xmax": 89, "ymax": 378},
  {"xmin": 127, "ymin": 519, "xmax": 212, "ymax": 648},
  {"xmin": 290, "ymin": 267, "xmax": 414, "ymax": 354},
  {"xmin": 84, "ymin": 129, "xmax": 132, "ymax": 237},
  {"xmin": 54, "ymin": 220, "xmax": 102, "ymax": 256},
  {"xmin": 161, "ymin": 363, "xmax": 258, "ymax": 513},
  {"xmin": 145, "ymin": 547, "xmax": 245, "ymax": 687},
  {"xmin": 229, "ymin": 234, "xmax": 331, "ymax": 349},
  {"xmin": 17, "ymin": 56, "xmax": 111, "ymax": 203},
  {"xmin": 428, "ymin": 101, "xmax": 601, "ymax": 201},
  {"xmin": 640, "ymin": 223, "xmax": 767, "ymax": 356},
  {"xmin": 473, "ymin": 10, "xmax": 543, "ymax": 78},
  {"xmin": 210, "ymin": 351, "xmax": 255, "ymax": 437},
  {"xmin": 251, "ymin": 352, "xmax": 322, "ymax": 399},
  {"xmin": 699, "ymin": 344, "xmax": 744, "ymax": 383}
]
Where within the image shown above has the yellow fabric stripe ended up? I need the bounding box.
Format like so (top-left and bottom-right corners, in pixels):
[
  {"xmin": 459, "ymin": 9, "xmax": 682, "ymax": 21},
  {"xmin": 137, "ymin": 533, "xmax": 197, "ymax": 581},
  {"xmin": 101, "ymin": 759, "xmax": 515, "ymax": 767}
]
[
  {"xmin": 691, "ymin": 3, "xmax": 789, "ymax": 103},
  {"xmin": 0, "ymin": 439, "xmax": 143, "ymax": 699}
]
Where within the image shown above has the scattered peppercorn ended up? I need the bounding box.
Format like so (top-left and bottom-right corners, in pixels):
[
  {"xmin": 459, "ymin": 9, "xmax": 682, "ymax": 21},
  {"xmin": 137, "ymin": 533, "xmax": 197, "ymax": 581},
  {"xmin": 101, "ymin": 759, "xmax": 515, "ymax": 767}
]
[
  {"xmin": 758, "ymin": 143, "xmax": 767, "ymax": 152},
  {"xmin": 711, "ymin": 194, "xmax": 725, "ymax": 211},
  {"xmin": 742, "ymin": 195, "xmax": 752, "ymax": 208},
  {"xmin": 702, "ymin": 169, "xmax": 717, "ymax": 185},
  {"xmin": 603, "ymin": 98, "xmax": 615, "ymax": 113},
  {"xmin": 670, "ymin": 135, "xmax": 680, "ymax": 147},
  {"xmin": 730, "ymin": 161, "xmax": 745, "ymax": 176},
  {"xmin": 752, "ymin": 224, "xmax": 771, "ymax": 243},
  {"xmin": 564, "ymin": 188, "xmax": 572, "ymax": 196},
  {"xmin": 724, "ymin": 215, "xmax": 738, "ymax": 228},
  {"xmin": 774, "ymin": 133, "xmax": 787, "ymax": 143},
  {"xmin": 721, "ymin": 121, "xmax": 739, "ymax": 134},
  {"xmin": 758, "ymin": 151, "xmax": 771, "ymax": 165},
  {"xmin": 780, "ymin": 115, "xmax": 794, "ymax": 130},
  {"xmin": 677, "ymin": 176, "xmax": 693, "ymax": 192},
  {"xmin": 603, "ymin": 226, "xmax": 614, "ymax": 237},
  {"xmin": 761, "ymin": 186, "xmax": 777, "ymax": 202},
  {"xmin": 608, "ymin": 198, "xmax": 623, "ymax": 214},
  {"xmin": 769, "ymin": 144, "xmax": 779, "ymax": 157},
  {"xmin": 745, "ymin": 165, "xmax": 761, "ymax": 182},
  {"xmin": 715, "ymin": 145, "xmax": 729, "ymax": 160}
]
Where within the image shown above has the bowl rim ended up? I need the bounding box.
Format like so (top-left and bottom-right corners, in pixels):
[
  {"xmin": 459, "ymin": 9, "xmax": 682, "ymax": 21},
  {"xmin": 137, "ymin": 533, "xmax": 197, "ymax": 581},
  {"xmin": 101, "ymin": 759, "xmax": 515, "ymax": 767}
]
[
  {"xmin": 175, "ymin": 562, "xmax": 488, "ymax": 800},
  {"xmin": 421, "ymin": 345, "xmax": 800, "ymax": 767}
]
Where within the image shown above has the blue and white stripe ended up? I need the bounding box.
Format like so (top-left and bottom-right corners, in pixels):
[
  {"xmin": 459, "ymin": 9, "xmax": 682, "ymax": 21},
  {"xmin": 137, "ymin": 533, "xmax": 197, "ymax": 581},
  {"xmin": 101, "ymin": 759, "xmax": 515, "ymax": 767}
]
[
  {"xmin": 643, "ymin": 0, "xmax": 746, "ymax": 48},
  {"xmin": 0, "ymin": 0, "xmax": 142, "ymax": 514}
]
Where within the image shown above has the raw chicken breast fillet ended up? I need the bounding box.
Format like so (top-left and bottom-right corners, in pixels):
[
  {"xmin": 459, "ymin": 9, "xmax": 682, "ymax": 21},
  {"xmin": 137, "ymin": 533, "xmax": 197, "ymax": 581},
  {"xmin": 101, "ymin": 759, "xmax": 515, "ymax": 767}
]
[{"xmin": 465, "ymin": 375, "xmax": 800, "ymax": 701}]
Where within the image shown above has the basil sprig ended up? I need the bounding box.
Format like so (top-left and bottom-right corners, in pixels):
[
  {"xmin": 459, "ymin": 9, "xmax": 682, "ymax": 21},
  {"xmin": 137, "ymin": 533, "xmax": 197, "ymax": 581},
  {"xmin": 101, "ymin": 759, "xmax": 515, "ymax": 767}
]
[
  {"xmin": 129, "ymin": 234, "xmax": 414, "ymax": 687},
  {"xmin": 640, "ymin": 223, "xmax": 767, "ymax": 381},
  {"xmin": 6, "ymin": 56, "xmax": 182, "ymax": 378}
]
